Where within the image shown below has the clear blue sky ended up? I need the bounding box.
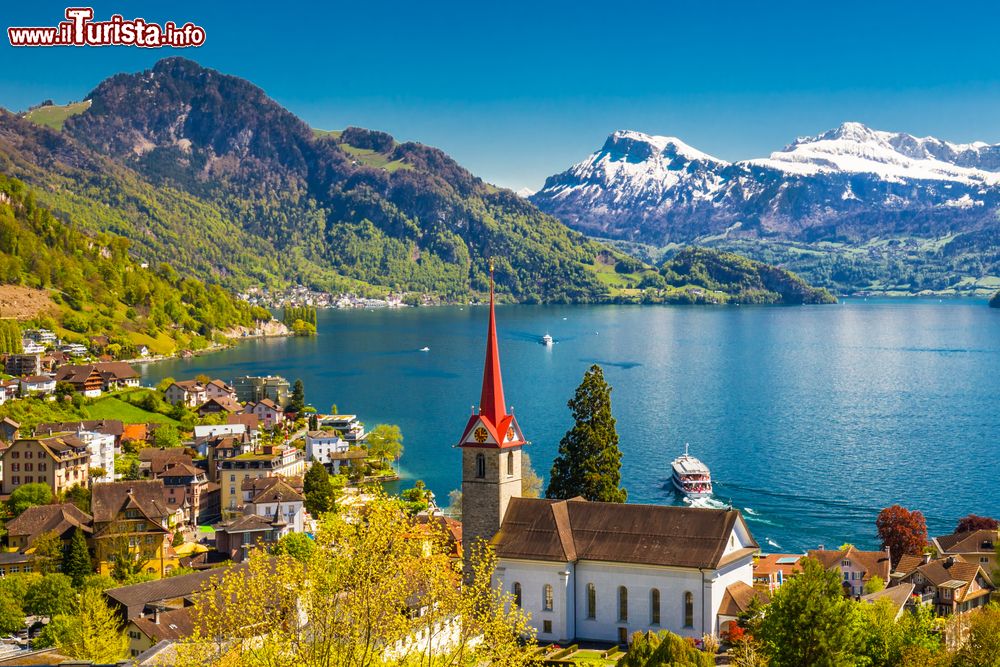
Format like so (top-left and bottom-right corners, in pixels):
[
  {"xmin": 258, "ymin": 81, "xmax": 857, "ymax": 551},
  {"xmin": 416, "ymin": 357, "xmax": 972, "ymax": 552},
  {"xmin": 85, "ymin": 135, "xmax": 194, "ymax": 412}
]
[{"xmin": 3, "ymin": 1, "xmax": 1000, "ymax": 191}]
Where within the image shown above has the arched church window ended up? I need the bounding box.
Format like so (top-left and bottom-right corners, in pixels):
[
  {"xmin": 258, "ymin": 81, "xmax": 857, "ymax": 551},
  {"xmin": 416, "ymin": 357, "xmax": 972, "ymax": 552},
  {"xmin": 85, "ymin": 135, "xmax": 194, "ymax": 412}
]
[
  {"xmin": 476, "ymin": 453, "xmax": 485, "ymax": 479},
  {"xmin": 683, "ymin": 591, "xmax": 694, "ymax": 628},
  {"xmin": 513, "ymin": 582, "xmax": 522, "ymax": 606},
  {"xmin": 507, "ymin": 451, "xmax": 514, "ymax": 476},
  {"xmin": 543, "ymin": 584, "xmax": 553, "ymax": 611}
]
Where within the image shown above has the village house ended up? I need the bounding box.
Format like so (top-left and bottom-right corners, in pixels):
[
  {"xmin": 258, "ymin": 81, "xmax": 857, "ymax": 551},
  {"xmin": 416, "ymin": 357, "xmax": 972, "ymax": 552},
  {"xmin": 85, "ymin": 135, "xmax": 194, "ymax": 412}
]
[
  {"xmin": 319, "ymin": 414, "xmax": 367, "ymax": 444},
  {"xmin": 233, "ymin": 375, "xmax": 290, "ymax": 407},
  {"xmin": 752, "ymin": 554, "xmax": 804, "ymax": 592},
  {"xmin": 160, "ymin": 462, "xmax": 220, "ymax": 526},
  {"xmin": 457, "ymin": 273, "xmax": 760, "ymax": 645},
  {"xmin": 19, "ymin": 374, "xmax": 56, "ymax": 396},
  {"xmin": 246, "ymin": 398, "xmax": 284, "ymax": 429},
  {"xmin": 74, "ymin": 427, "xmax": 116, "ymax": 482},
  {"xmin": 104, "ymin": 563, "xmax": 253, "ymax": 623},
  {"xmin": 196, "ymin": 395, "xmax": 242, "ymax": 417},
  {"xmin": 0, "ymin": 379, "xmax": 18, "ymax": 404},
  {"xmin": 243, "ymin": 477, "xmax": 306, "ymax": 533},
  {"xmin": 138, "ymin": 447, "xmax": 196, "ymax": 479},
  {"xmin": 95, "ymin": 361, "xmax": 141, "ymax": 390},
  {"xmin": 892, "ymin": 554, "xmax": 995, "ymax": 616},
  {"xmin": 37, "ymin": 419, "xmax": 126, "ymax": 449},
  {"xmin": 860, "ymin": 583, "xmax": 916, "ymax": 620},
  {"xmin": 54, "ymin": 364, "xmax": 105, "ymax": 396},
  {"xmin": 214, "ymin": 514, "xmax": 283, "ymax": 562},
  {"xmin": 53, "ymin": 362, "xmax": 139, "ymax": 395},
  {"xmin": 0, "ymin": 551, "xmax": 35, "ymax": 576},
  {"xmin": 218, "ymin": 443, "xmax": 305, "ymax": 511},
  {"xmin": 807, "ymin": 545, "xmax": 892, "ymax": 597},
  {"xmin": 0, "ymin": 417, "xmax": 20, "ymax": 442},
  {"xmin": 933, "ymin": 529, "xmax": 999, "ymax": 574},
  {"xmin": 305, "ymin": 430, "xmax": 364, "ymax": 474},
  {"xmin": 5, "ymin": 503, "xmax": 93, "ymax": 551},
  {"xmin": 5, "ymin": 353, "xmax": 41, "ymax": 377},
  {"xmin": 92, "ymin": 480, "xmax": 176, "ymax": 578},
  {"xmin": 126, "ymin": 607, "xmax": 196, "ymax": 659},
  {"xmin": 204, "ymin": 379, "xmax": 238, "ymax": 402},
  {"xmin": 0, "ymin": 435, "xmax": 90, "ymax": 496},
  {"xmin": 164, "ymin": 380, "xmax": 207, "ymax": 408}
]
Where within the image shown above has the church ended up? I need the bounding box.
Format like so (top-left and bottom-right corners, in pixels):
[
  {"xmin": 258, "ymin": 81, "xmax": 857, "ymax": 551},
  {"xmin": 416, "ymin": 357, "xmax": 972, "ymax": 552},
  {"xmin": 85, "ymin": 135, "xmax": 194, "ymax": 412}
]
[{"xmin": 456, "ymin": 268, "xmax": 761, "ymax": 645}]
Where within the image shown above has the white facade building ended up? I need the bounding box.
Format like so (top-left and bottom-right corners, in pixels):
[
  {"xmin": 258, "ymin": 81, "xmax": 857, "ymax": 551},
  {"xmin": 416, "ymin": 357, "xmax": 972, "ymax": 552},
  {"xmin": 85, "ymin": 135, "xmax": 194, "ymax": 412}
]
[
  {"xmin": 492, "ymin": 498, "xmax": 759, "ymax": 644},
  {"xmin": 305, "ymin": 431, "xmax": 350, "ymax": 471},
  {"xmin": 75, "ymin": 429, "xmax": 115, "ymax": 482}
]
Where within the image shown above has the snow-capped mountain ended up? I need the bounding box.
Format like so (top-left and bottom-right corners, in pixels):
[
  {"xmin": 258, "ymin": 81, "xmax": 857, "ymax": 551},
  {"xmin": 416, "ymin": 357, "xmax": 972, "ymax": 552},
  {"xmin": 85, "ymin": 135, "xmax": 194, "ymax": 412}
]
[{"xmin": 531, "ymin": 123, "xmax": 1000, "ymax": 244}]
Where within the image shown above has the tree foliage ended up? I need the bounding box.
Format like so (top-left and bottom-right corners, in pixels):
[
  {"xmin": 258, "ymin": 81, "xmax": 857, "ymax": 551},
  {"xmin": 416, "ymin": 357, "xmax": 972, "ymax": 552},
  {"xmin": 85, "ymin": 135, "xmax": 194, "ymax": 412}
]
[
  {"xmin": 174, "ymin": 494, "xmax": 536, "ymax": 666},
  {"xmin": 303, "ymin": 461, "xmax": 334, "ymax": 516},
  {"xmin": 45, "ymin": 587, "xmax": 128, "ymax": 663},
  {"xmin": 546, "ymin": 364, "xmax": 626, "ymax": 502},
  {"xmin": 63, "ymin": 527, "xmax": 93, "ymax": 588},
  {"xmin": 877, "ymin": 505, "xmax": 928, "ymax": 569},
  {"xmin": 367, "ymin": 424, "xmax": 404, "ymax": 469},
  {"xmin": 955, "ymin": 514, "xmax": 999, "ymax": 533},
  {"xmin": 7, "ymin": 482, "xmax": 53, "ymax": 516},
  {"xmin": 0, "ymin": 174, "xmax": 266, "ymax": 353},
  {"xmin": 758, "ymin": 557, "xmax": 860, "ymax": 667}
]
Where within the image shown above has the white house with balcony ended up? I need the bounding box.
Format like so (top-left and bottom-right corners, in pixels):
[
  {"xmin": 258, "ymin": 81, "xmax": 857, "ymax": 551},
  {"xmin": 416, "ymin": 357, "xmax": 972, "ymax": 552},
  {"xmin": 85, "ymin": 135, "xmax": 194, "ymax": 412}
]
[
  {"xmin": 73, "ymin": 427, "xmax": 115, "ymax": 482},
  {"xmin": 305, "ymin": 430, "xmax": 354, "ymax": 472},
  {"xmin": 491, "ymin": 498, "xmax": 760, "ymax": 645}
]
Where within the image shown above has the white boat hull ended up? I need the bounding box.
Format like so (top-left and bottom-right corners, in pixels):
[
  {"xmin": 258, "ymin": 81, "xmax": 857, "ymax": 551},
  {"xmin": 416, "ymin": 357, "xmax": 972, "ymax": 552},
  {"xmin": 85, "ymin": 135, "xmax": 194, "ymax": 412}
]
[{"xmin": 672, "ymin": 475, "xmax": 713, "ymax": 498}]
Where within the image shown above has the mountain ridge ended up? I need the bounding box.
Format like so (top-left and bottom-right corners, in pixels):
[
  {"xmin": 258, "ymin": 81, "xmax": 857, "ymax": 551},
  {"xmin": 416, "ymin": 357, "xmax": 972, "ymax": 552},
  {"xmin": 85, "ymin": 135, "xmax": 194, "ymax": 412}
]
[{"xmin": 531, "ymin": 124, "xmax": 1000, "ymax": 293}]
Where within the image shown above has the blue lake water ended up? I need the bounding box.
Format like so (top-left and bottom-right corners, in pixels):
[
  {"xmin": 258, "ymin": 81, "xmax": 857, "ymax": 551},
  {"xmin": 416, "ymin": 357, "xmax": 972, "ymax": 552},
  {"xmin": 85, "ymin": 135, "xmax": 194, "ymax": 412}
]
[{"xmin": 142, "ymin": 299, "xmax": 1000, "ymax": 553}]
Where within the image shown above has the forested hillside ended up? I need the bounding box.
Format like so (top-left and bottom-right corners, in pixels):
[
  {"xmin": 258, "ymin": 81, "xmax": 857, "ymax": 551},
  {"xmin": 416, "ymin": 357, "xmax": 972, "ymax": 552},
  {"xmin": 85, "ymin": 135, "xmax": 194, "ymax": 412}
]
[
  {"xmin": 0, "ymin": 174, "xmax": 270, "ymax": 355},
  {"xmin": 12, "ymin": 58, "xmax": 615, "ymax": 303}
]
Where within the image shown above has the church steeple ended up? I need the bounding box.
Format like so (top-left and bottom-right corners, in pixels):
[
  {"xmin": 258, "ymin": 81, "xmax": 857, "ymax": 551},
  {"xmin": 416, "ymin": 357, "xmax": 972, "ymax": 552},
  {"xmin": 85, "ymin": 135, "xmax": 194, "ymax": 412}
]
[
  {"xmin": 478, "ymin": 262, "xmax": 507, "ymax": 428},
  {"xmin": 458, "ymin": 261, "xmax": 527, "ymax": 556},
  {"xmin": 457, "ymin": 261, "xmax": 526, "ymax": 449}
]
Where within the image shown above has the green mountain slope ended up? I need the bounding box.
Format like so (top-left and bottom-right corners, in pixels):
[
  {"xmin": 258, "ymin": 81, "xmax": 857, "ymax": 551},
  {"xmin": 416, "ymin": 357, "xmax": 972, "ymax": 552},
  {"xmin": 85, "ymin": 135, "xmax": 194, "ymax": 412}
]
[
  {"xmin": 658, "ymin": 247, "xmax": 837, "ymax": 304},
  {"xmin": 0, "ymin": 173, "xmax": 269, "ymax": 355},
  {"xmin": 43, "ymin": 57, "xmax": 614, "ymax": 303}
]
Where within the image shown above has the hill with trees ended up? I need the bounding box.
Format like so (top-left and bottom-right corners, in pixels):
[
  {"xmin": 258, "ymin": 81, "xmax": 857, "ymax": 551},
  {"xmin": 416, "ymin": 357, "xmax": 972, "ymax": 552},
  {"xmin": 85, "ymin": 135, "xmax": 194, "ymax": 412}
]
[{"xmin": 0, "ymin": 173, "xmax": 269, "ymax": 355}]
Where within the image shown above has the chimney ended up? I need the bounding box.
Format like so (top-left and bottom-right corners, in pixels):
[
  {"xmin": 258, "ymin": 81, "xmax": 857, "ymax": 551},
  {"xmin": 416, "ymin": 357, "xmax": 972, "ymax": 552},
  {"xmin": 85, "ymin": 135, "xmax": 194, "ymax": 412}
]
[
  {"xmin": 923, "ymin": 552, "xmax": 931, "ymax": 564},
  {"xmin": 945, "ymin": 556, "xmax": 956, "ymax": 567},
  {"xmin": 153, "ymin": 608, "xmax": 160, "ymax": 624}
]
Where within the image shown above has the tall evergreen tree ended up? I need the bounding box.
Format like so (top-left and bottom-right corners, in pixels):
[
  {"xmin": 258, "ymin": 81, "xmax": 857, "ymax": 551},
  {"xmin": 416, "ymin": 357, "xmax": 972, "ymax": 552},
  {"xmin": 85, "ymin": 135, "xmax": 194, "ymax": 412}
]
[
  {"xmin": 289, "ymin": 379, "xmax": 305, "ymax": 413},
  {"xmin": 303, "ymin": 461, "xmax": 333, "ymax": 516},
  {"xmin": 546, "ymin": 364, "xmax": 627, "ymax": 502},
  {"xmin": 63, "ymin": 528, "xmax": 92, "ymax": 588}
]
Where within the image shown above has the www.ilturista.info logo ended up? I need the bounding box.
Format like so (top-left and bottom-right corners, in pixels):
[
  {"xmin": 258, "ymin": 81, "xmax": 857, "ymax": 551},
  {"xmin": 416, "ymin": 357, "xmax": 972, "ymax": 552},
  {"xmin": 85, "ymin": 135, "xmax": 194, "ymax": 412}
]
[{"xmin": 8, "ymin": 8, "xmax": 206, "ymax": 48}]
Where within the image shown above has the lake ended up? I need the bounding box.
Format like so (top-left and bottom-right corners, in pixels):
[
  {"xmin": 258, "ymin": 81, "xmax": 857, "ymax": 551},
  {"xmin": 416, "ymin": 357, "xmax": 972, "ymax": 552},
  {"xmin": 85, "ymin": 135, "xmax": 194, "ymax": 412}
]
[{"xmin": 141, "ymin": 299, "xmax": 1000, "ymax": 553}]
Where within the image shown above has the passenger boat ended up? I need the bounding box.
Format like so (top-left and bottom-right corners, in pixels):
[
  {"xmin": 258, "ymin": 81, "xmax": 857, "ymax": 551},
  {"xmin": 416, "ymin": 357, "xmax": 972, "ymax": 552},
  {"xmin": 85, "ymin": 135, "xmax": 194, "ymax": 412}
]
[
  {"xmin": 541, "ymin": 333, "xmax": 553, "ymax": 346},
  {"xmin": 671, "ymin": 444, "xmax": 713, "ymax": 498}
]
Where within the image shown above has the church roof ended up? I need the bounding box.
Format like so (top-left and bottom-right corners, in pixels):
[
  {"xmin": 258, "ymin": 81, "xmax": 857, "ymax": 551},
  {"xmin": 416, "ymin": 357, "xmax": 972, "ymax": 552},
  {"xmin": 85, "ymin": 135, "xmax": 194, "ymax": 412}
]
[{"xmin": 493, "ymin": 498, "xmax": 757, "ymax": 569}]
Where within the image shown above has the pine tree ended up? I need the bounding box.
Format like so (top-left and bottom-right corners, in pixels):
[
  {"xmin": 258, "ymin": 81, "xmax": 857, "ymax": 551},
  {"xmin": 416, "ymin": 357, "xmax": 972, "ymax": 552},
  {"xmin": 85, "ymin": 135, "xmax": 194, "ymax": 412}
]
[
  {"xmin": 63, "ymin": 528, "xmax": 92, "ymax": 588},
  {"xmin": 289, "ymin": 379, "xmax": 305, "ymax": 412},
  {"xmin": 546, "ymin": 364, "xmax": 627, "ymax": 502},
  {"xmin": 303, "ymin": 461, "xmax": 333, "ymax": 516}
]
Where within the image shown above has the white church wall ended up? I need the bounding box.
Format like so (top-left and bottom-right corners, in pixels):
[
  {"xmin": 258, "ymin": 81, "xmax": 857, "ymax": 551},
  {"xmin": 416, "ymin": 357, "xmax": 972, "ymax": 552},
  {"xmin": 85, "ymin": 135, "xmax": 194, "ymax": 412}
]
[
  {"xmin": 574, "ymin": 561, "xmax": 709, "ymax": 641},
  {"xmin": 496, "ymin": 559, "xmax": 575, "ymax": 643}
]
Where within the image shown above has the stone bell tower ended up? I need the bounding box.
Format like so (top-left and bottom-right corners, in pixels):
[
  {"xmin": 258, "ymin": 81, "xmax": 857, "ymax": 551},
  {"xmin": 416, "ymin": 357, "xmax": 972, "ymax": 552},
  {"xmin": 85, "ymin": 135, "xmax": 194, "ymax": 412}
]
[{"xmin": 457, "ymin": 262, "xmax": 527, "ymax": 562}]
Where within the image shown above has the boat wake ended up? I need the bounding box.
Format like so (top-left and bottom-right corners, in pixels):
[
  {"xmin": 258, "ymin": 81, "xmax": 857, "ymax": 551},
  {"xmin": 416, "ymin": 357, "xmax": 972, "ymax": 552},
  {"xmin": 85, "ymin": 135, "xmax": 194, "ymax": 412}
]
[
  {"xmin": 743, "ymin": 507, "xmax": 758, "ymax": 516},
  {"xmin": 683, "ymin": 496, "xmax": 730, "ymax": 510},
  {"xmin": 766, "ymin": 538, "xmax": 782, "ymax": 549}
]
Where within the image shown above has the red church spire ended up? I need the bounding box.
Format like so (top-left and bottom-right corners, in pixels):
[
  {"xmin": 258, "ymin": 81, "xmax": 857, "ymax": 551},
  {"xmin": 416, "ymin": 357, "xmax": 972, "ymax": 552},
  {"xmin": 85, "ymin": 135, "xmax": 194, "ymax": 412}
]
[{"xmin": 478, "ymin": 260, "xmax": 507, "ymax": 426}]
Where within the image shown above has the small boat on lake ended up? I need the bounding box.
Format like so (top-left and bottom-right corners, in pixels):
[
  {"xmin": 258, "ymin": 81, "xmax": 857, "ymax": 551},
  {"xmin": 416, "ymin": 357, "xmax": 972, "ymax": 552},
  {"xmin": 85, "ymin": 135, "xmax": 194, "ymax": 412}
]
[
  {"xmin": 671, "ymin": 444, "xmax": 713, "ymax": 498},
  {"xmin": 419, "ymin": 346, "xmax": 430, "ymax": 352},
  {"xmin": 541, "ymin": 333, "xmax": 553, "ymax": 346}
]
